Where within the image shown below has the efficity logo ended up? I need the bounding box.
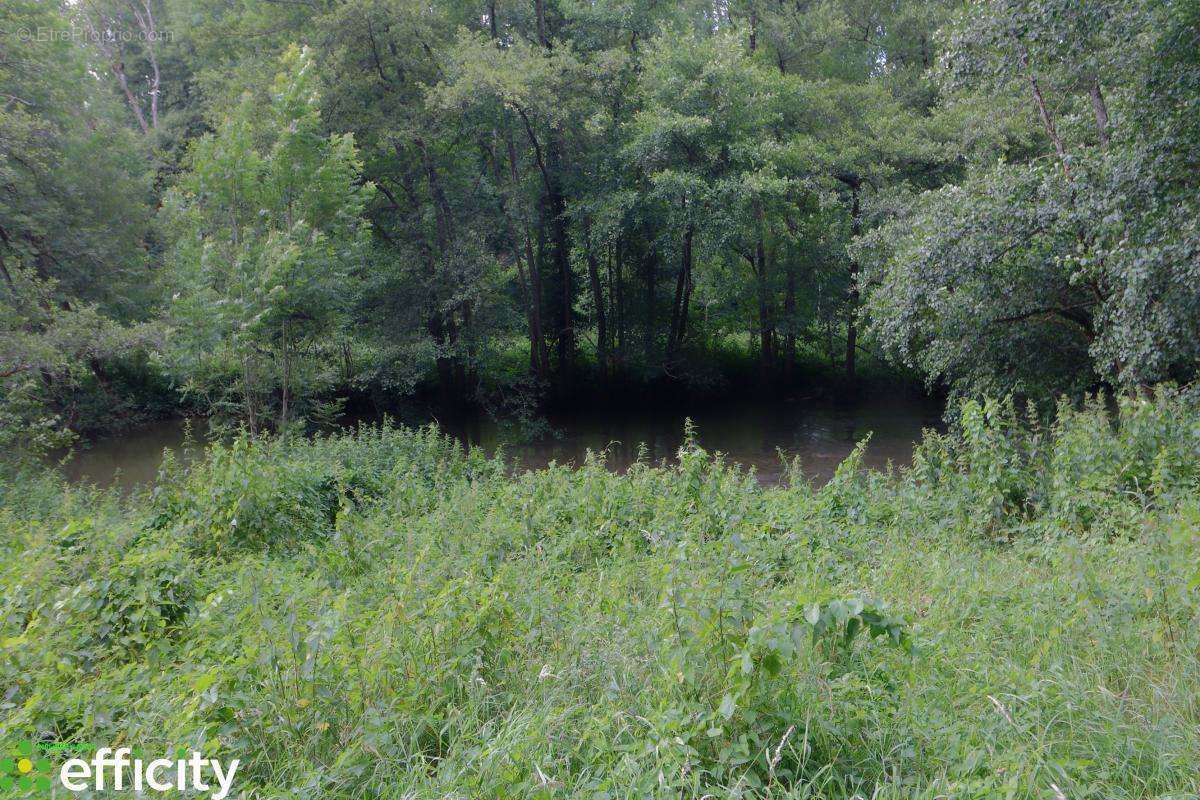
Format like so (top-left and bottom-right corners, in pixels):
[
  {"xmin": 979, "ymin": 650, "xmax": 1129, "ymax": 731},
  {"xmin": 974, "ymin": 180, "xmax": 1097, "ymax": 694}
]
[
  {"xmin": 0, "ymin": 741, "xmax": 53, "ymax": 792},
  {"xmin": 1, "ymin": 741, "xmax": 239, "ymax": 799}
]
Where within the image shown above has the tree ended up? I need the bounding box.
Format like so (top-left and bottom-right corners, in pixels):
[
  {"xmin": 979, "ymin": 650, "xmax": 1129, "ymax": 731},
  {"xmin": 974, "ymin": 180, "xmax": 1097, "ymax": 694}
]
[
  {"xmin": 0, "ymin": 0, "xmax": 157, "ymax": 455},
  {"xmin": 861, "ymin": 0, "xmax": 1200, "ymax": 398},
  {"xmin": 163, "ymin": 46, "xmax": 374, "ymax": 430},
  {"xmin": 78, "ymin": 0, "xmax": 167, "ymax": 135}
]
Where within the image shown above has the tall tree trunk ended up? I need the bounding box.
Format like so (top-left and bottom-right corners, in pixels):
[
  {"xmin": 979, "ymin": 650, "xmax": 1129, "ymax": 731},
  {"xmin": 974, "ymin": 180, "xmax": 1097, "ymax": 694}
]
[
  {"xmin": 514, "ymin": 107, "xmax": 572, "ymax": 387},
  {"xmin": 496, "ymin": 132, "xmax": 549, "ymax": 379},
  {"xmin": 242, "ymin": 356, "xmax": 258, "ymax": 435},
  {"xmin": 131, "ymin": 0, "xmax": 161, "ymax": 130},
  {"xmin": 342, "ymin": 340, "xmax": 354, "ymax": 383},
  {"xmin": 0, "ymin": 224, "xmax": 14, "ymax": 294},
  {"xmin": 607, "ymin": 243, "xmax": 619, "ymax": 367},
  {"xmin": 417, "ymin": 137, "xmax": 452, "ymax": 250},
  {"xmin": 534, "ymin": 0, "xmax": 548, "ymax": 47},
  {"xmin": 754, "ymin": 205, "xmax": 772, "ymax": 380},
  {"xmin": 583, "ymin": 222, "xmax": 608, "ymax": 378},
  {"xmin": 826, "ymin": 315, "xmax": 836, "ymax": 368},
  {"xmin": 524, "ymin": 230, "xmax": 549, "ymax": 378},
  {"xmin": 783, "ymin": 265, "xmax": 796, "ymax": 380},
  {"xmin": 643, "ymin": 250, "xmax": 656, "ymax": 364},
  {"xmin": 415, "ymin": 136, "xmax": 460, "ymax": 401},
  {"xmin": 667, "ymin": 223, "xmax": 694, "ymax": 360},
  {"xmin": 756, "ymin": 241, "xmax": 772, "ymax": 379},
  {"xmin": 614, "ymin": 239, "xmax": 626, "ymax": 365},
  {"xmin": 83, "ymin": 16, "xmax": 151, "ymax": 135},
  {"xmin": 841, "ymin": 175, "xmax": 862, "ymax": 382},
  {"xmin": 457, "ymin": 301, "xmax": 471, "ymax": 396},
  {"xmin": 114, "ymin": 59, "xmax": 150, "ymax": 134},
  {"xmin": 547, "ymin": 136, "xmax": 573, "ymax": 388}
]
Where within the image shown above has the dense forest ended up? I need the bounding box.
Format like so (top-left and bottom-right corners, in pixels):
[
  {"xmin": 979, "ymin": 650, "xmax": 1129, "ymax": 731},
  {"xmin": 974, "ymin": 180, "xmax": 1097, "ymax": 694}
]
[
  {"xmin": 3, "ymin": 0, "xmax": 1197, "ymax": 449},
  {"xmin": 3, "ymin": 2, "xmax": 1200, "ymax": 799}
]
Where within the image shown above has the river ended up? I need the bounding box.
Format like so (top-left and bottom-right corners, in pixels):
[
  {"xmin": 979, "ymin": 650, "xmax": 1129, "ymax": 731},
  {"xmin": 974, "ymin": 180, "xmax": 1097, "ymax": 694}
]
[{"xmin": 57, "ymin": 393, "xmax": 945, "ymax": 490}]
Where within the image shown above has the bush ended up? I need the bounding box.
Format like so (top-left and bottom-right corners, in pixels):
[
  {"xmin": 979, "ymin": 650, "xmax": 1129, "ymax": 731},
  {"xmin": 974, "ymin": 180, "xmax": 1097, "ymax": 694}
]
[
  {"xmin": 911, "ymin": 389, "xmax": 1200, "ymax": 537},
  {"xmin": 147, "ymin": 435, "xmax": 339, "ymax": 555}
]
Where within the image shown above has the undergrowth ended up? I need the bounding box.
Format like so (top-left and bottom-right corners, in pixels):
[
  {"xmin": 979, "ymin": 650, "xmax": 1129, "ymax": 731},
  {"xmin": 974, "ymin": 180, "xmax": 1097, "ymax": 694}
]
[{"xmin": 0, "ymin": 389, "xmax": 1198, "ymax": 798}]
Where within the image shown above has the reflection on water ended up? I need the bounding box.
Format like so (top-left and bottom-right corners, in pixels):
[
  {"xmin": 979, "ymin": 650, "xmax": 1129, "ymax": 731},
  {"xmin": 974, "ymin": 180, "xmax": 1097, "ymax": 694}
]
[
  {"xmin": 56, "ymin": 417, "xmax": 208, "ymax": 489},
  {"xmin": 448, "ymin": 395, "xmax": 945, "ymax": 485},
  {"xmin": 58, "ymin": 394, "xmax": 944, "ymax": 491}
]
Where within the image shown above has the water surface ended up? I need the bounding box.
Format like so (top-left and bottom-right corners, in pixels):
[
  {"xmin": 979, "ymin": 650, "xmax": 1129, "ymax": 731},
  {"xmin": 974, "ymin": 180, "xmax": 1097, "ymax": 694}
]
[{"xmin": 59, "ymin": 394, "xmax": 944, "ymax": 490}]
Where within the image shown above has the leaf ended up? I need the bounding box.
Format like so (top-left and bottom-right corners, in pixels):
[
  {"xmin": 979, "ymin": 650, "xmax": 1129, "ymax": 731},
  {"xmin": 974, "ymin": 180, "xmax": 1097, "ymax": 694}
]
[
  {"xmin": 193, "ymin": 670, "xmax": 218, "ymax": 693},
  {"xmin": 718, "ymin": 693, "xmax": 737, "ymax": 720}
]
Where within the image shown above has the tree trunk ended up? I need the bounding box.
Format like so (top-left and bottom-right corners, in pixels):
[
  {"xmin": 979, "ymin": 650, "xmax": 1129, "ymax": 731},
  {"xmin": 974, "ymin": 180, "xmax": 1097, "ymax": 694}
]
[
  {"xmin": 114, "ymin": 59, "xmax": 150, "ymax": 135},
  {"xmin": 415, "ymin": 136, "xmax": 460, "ymax": 401},
  {"xmin": 131, "ymin": 0, "xmax": 161, "ymax": 130},
  {"xmin": 614, "ymin": 239, "xmax": 626, "ymax": 365},
  {"xmin": 756, "ymin": 241, "xmax": 772, "ymax": 379},
  {"xmin": 534, "ymin": 0, "xmax": 548, "ymax": 47},
  {"xmin": 0, "ymin": 224, "xmax": 14, "ymax": 294},
  {"xmin": 583, "ymin": 222, "xmax": 608, "ymax": 378},
  {"xmin": 525, "ymin": 231, "xmax": 549, "ymax": 377},
  {"xmin": 843, "ymin": 178, "xmax": 862, "ymax": 382},
  {"xmin": 754, "ymin": 204, "xmax": 773, "ymax": 380},
  {"xmin": 667, "ymin": 223, "xmax": 694, "ymax": 360},
  {"xmin": 242, "ymin": 356, "xmax": 258, "ymax": 435},
  {"xmin": 1013, "ymin": 37, "xmax": 1069, "ymax": 178},
  {"xmin": 416, "ymin": 137, "xmax": 452, "ymax": 250},
  {"xmin": 547, "ymin": 137, "xmax": 573, "ymax": 388},
  {"xmin": 783, "ymin": 265, "xmax": 796, "ymax": 380},
  {"xmin": 826, "ymin": 315, "xmax": 836, "ymax": 367},
  {"xmin": 514, "ymin": 107, "xmax": 572, "ymax": 387},
  {"xmin": 342, "ymin": 339, "xmax": 354, "ymax": 383},
  {"xmin": 643, "ymin": 250, "xmax": 656, "ymax": 364},
  {"xmin": 498, "ymin": 132, "xmax": 549, "ymax": 379}
]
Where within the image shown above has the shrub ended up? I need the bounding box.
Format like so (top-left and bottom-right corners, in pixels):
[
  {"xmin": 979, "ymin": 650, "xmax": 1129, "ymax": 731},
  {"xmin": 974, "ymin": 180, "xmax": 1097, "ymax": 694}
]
[
  {"xmin": 51, "ymin": 542, "xmax": 198, "ymax": 664},
  {"xmin": 147, "ymin": 435, "xmax": 339, "ymax": 555}
]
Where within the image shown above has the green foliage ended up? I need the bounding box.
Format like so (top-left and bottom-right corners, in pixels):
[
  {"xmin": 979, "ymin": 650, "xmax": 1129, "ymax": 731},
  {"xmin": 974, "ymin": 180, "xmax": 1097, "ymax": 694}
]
[
  {"xmin": 162, "ymin": 46, "xmax": 374, "ymax": 430},
  {"xmin": 145, "ymin": 423, "xmax": 500, "ymax": 555},
  {"xmin": 56, "ymin": 541, "xmax": 198, "ymax": 663},
  {"xmin": 147, "ymin": 436, "xmax": 339, "ymax": 555},
  {"xmin": 0, "ymin": 0, "xmax": 159, "ymax": 453},
  {"xmin": 5, "ymin": 0, "xmax": 1198, "ymax": 436},
  {"xmin": 3, "ymin": 400, "xmax": 1200, "ymax": 797},
  {"xmin": 911, "ymin": 387, "xmax": 1200, "ymax": 537},
  {"xmin": 862, "ymin": 0, "xmax": 1200, "ymax": 397}
]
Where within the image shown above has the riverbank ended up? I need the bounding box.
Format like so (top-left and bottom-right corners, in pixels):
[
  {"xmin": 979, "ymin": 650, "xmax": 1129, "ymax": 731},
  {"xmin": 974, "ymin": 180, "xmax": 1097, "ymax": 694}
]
[
  {"xmin": 3, "ymin": 390, "xmax": 1198, "ymax": 798},
  {"xmin": 55, "ymin": 392, "xmax": 945, "ymax": 491}
]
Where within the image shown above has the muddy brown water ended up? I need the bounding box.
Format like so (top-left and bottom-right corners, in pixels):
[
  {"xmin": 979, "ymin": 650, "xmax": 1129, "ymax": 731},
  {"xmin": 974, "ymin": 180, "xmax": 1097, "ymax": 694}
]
[{"xmin": 57, "ymin": 394, "xmax": 944, "ymax": 491}]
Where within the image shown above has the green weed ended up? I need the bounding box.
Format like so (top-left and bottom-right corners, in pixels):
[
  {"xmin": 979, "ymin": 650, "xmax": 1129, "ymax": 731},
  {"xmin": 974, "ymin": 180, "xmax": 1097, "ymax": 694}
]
[{"xmin": 0, "ymin": 393, "xmax": 1198, "ymax": 798}]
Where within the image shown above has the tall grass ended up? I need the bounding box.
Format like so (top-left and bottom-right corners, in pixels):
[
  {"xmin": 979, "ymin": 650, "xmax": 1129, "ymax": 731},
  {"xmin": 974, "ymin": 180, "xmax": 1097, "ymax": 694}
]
[{"xmin": 0, "ymin": 390, "xmax": 1198, "ymax": 798}]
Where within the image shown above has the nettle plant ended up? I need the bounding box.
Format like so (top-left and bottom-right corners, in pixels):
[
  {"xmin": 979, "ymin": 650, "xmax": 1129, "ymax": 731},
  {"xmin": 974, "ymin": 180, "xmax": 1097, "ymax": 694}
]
[{"xmin": 653, "ymin": 523, "xmax": 912, "ymax": 793}]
